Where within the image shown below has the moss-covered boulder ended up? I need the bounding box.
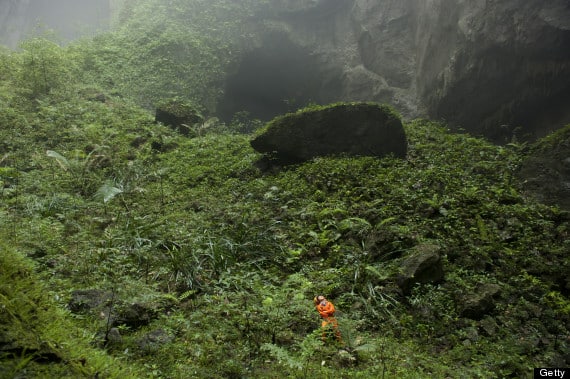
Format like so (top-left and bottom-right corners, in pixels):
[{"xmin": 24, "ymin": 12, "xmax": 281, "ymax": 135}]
[
  {"xmin": 250, "ymin": 102, "xmax": 407, "ymax": 165},
  {"xmin": 460, "ymin": 283, "xmax": 502, "ymax": 320},
  {"xmin": 155, "ymin": 100, "xmax": 204, "ymax": 136},
  {"xmin": 396, "ymin": 243, "xmax": 444, "ymax": 295}
]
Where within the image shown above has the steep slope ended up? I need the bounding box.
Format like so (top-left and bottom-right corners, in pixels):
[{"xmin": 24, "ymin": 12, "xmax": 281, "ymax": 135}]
[{"xmin": 0, "ymin": 5, "xmax": 569, "ymax": 377}]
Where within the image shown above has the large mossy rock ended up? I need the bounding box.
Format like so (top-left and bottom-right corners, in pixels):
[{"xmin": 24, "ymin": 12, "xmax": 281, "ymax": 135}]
[
  {"xmin": 396, "ymin": 243, "xmax": 444, "ymax": 295},
  {"xmin": 460, "ymin": 283, "xmax": 502, "ymax": 320},
  {"xmin": 250, "ymin": 102, "xmax": 407, "ymax": 165},
  {"xmin": 155, "ymin": 100, "xmax": 204, "ymax": 136}
]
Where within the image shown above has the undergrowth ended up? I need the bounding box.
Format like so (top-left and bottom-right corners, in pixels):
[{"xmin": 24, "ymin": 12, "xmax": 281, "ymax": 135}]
[{"xmin": 0, "ymin": 2, "xmax": 568, "ymax": 377}]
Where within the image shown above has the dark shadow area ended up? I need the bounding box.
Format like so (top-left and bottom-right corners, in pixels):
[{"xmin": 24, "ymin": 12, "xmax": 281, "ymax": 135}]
[
  {"xmin": 217, "ymin": 32, "xmax": 340, "ymax": 122},
  {"xmin": 429, "ymin": 29, "xmax": 570, "ymax": 143}
]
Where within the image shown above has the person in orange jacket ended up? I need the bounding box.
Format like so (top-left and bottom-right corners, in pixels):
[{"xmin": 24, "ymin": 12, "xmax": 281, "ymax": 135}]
[{"xmin": 314, "ymin": 295, "xmax": 342, "ymax": 343}]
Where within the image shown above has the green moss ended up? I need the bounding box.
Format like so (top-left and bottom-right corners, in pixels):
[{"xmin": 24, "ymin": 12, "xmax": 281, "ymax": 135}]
[
  {"xmin": 529, "ymin": 123, "xmax": 570, "ymax": 153},
  {"xmin": 257, "ymin": 101, "xmax": 401, "ymax": 136},
  {"xmin": 156, "ymin": 98, "xmax": 204, "ymax": 119}
]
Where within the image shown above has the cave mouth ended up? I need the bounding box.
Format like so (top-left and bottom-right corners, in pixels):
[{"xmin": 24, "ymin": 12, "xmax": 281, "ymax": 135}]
[{"xmin": 217, "ymin": 33, "xmax": 335, "ymax": 122}]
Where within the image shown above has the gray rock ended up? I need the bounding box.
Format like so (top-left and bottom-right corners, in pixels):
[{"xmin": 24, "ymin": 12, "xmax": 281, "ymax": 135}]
[
  {"xmin": 250, "ymin": 102, "xmax": 407, "ymax": 165},
  {"xmin": 155, "ymin": 100, "xmax": 204, "ymax": 137},
  {"xmin": 479, "ymin": 316, "xmax": 499, "ymax": 337},
  {"xmin": 137, "ymin": 329, "xmax": 174, "ymax": 353},
  {"xmin": 460, "ymin": 283, "xmax": 501, "ymax": 320},
  {"xmin": 68, "ymin": 289, "xmax": 112, "ymax": 314},
  {"xmin": 113, "ymin": 302, "xmax": 156, "ymax": 329},
  {"xmin": 396, "ymin": 243, "xmax": 444, "ymax": 295},
  {"xmin": 221, "ymin": 0, "xmax": 570, "ymax": 142}
]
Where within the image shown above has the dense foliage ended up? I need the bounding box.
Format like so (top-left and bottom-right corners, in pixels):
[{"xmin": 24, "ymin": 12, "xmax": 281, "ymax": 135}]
[{"xmin": 1, "ymin": 1, "xmax": 569, "ymax": 378}]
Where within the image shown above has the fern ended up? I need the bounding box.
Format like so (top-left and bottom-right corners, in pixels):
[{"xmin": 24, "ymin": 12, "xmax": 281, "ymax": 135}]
[
  {"xmin": 95, "ymin": 181, "xmax": 123, "ymax": 203},
  {"xmin": 261, "ymin": 343, "xmax": 303, "ymax": 370},
  {"xmin": 46, "ymin": 150, "xmax": 70, "ymax": 171}
]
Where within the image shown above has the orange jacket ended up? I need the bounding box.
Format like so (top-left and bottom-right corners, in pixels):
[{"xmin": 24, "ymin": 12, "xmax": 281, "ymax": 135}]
[{"xmin": 316, "ymin": 300, "xmax": 336, "ymax": 319}]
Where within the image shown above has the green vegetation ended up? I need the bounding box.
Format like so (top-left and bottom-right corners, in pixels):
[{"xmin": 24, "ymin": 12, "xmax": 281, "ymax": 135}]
[{"xmin": 1, "ymin": 1, "xmax": 568, "ymax": 378}]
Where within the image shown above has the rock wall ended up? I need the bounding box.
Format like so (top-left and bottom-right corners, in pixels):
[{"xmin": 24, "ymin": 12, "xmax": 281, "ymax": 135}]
[
  {"xmin": 224, "ymin": 0, "xmax": 570, "ymax": 142},
  {"xmin": 414, "ymin": 0, "xmax": 570, "ymax": 142},
  {"xmin": 0, "ymin": 0, "xmax": 31, "ymax": 48}
]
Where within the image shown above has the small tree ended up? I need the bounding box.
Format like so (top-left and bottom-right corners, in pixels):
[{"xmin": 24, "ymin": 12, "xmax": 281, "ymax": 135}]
[{"xmin": 18, "ymin": 37, "xmax": 74, "ymax": 99}]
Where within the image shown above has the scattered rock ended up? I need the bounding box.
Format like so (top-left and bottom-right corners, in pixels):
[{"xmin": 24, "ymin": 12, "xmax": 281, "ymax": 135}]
[
  {"xmin": 88, "ymin": 93, "xmax": 107, "ymax": 103},
  {"xmin": 396, "ymin": 243, "xmax": 444, "ymax": 295},
  {"xmin": 479, "ymin": 316, "xmax": 499, "ymax": 337},
  {"xmin": 113, "ymin": 302, "xmax": 157, "ymax": 329},
  {"xmin": 137, "ymin": 329, "xmax": 174, "ymax": 353},
  {"xmin": 150, "ymin": 139, "xmax": 179, "ymax": 153},
  {"xmin": 155, "ymin": 100, "xmax": 204, "ymax": 136},
  {"xmin": 460, "ymin": 283, "xmax": 501, "ymax": 320},
  {"xmin": 105, "ymin": 327, "xmax": 123, "ymax": 346},
  {"xmin": 68, "ymin": 289, "xmax": 113, "ymax": 314},
  {"xmin": 68, "ymin": 290, "xmax": 173, "ymax": 331},
  {"xmin": 250, "ymin": 102, "xmax": 407, "ymax": 166}
]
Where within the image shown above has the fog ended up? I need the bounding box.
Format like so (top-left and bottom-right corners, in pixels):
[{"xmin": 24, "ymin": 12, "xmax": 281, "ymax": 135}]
[{"xmin": 0, "ymin": 0, "xmax": 110, "ymax": 48}]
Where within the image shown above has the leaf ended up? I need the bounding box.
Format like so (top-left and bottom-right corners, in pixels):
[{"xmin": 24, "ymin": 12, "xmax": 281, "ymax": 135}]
[
  {"xmin": 338, "ymin": 217, "xmax": 372, "ymax": 233},
  {"xmin": 376, "ymin": 216, "xmax": 397, "ymax": 228},
  {"xmin": 365, "ymin": 265, "xmax": 389, "ymax": 281},
  {"xmin": 261, "ymin": 343, "xmax": 303, "ymax": 370},
  {"xmin": 46, "ymin": 150, "xmax": 70, "ymax": 171},
  {"xmin": 95, "ymin": 181, "xmax": 123, "ymax": 203},
  {"xmin": 354, "ymin": 343, "xmax": 377, "ymax": 353}
]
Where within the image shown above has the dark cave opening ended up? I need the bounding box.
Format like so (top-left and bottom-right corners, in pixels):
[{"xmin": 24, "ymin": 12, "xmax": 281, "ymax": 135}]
[{"xmin": 217, "ymin": 33, "xmax": 338, "ymax": 122}]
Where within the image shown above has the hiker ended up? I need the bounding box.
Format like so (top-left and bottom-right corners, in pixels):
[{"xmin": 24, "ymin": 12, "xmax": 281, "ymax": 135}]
[{"xmin": 314, "ymin": 295, "xmax": 342, "ymax": 342}]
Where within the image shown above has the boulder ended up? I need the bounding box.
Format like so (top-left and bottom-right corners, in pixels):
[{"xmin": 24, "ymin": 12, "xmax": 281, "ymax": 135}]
[
  {"xmin": 137, "ymin": 329, "xmax": 175, "ymax": 353},
  {"xmin": 460, "ymin": 283, "xmax": 502, "ymax": 320},
  {"xmin": 250, "ymin": 102, "xmax": 407, "ymax": 165},
  {"xmin": 396, "ymin": 243, "xmax": 444, "ymax": 295},
  {"xmin": 113, "ymin": 302, "xmax": 157, "ymax": 329},
  {"xmin": 69, "ymin": 289, "xmax": 176, "ymax": 330},
  {"xmin": 155, "ymin": 100, "xmax": 204, "ymax": 136},
  {"xmin": 68, "ymin": 289, "xmax": 113, "ymax": 314}
]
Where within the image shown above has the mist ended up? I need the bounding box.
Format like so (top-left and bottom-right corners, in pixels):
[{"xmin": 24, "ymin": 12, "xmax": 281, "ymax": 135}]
[{"xmin": 0, "ymin": 0, "xmax": 110, "ymax": 48}]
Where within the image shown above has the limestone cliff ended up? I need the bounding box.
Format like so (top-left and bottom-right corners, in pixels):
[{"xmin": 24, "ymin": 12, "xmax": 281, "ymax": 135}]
[
  {"xmin": 222, "ymin": 0, "xmax": 570, "ymax": 143},
  {"xmin": 414, "ymin": 0, "xmax": 570, "ymax": 142},
  {"xmin": 0, "ymin": 0, "xmax": 31, "ymax": 49}
]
